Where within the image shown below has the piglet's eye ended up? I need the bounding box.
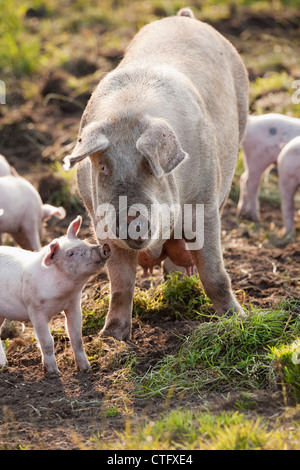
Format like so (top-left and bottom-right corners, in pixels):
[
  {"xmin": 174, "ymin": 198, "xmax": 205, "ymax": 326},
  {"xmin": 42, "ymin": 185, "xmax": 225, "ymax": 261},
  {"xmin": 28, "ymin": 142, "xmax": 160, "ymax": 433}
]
[{"xmin": 68, "ymin": 251, "xmax": 74, "ymax": 257}]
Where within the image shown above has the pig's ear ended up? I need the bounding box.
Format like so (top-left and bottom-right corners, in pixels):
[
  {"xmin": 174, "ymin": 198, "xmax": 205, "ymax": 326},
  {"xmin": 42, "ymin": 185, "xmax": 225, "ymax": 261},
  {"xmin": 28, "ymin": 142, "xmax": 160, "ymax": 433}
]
[
  {"xmin": 43, "ymin": 240, "xmax": 60, "ymax": 266},
  {"xmin": 136, "ymin": 118, "xmax": 188, "ymax": 178},
  {"xmin": 67, "ymin": 215, "xmax": 82, "ymax": 239},
  {"xmin": 63, "ymin": 122, "xmax": 109, "ymax": 170}
]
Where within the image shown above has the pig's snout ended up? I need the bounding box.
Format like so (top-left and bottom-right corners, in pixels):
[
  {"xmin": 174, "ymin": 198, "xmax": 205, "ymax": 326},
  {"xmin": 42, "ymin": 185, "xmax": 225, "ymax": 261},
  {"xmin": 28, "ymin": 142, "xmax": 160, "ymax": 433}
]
[
  {"xmin": 116, "ymin": 211, "xmax": 150, "ymax": 250},
  {"xmin": 101, "ymin": 243, "xmax": 111, "ymax": 259},
  {"xmin": 92, "ymin": 243, "xmax": 111, "ymax": 263}
]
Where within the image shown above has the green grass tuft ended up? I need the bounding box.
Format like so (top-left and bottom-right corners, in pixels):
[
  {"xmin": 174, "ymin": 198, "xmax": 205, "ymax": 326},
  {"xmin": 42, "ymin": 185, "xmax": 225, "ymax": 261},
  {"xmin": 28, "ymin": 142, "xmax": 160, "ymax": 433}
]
[
  {"xmin": 133, "ymin": 273, "xmax": 212, "ymax": 321},
  {"xmin": 136, "ymin": 300, "xmax": 300, "ymax": 398}
]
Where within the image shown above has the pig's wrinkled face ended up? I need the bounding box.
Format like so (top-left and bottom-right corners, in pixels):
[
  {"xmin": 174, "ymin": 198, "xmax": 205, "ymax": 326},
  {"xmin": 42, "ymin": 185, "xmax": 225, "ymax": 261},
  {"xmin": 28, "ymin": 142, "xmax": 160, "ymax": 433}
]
[
  {"xmin": 87, "ymin": 119, "xmax": 186, "ymax": 252},
  {"xmin": 90, "ymin": 149, "xmax": 170, "ymax": 251},
  {"xmin": 64, "ymin": 116, "xmax": 188, "ymax": 252}
]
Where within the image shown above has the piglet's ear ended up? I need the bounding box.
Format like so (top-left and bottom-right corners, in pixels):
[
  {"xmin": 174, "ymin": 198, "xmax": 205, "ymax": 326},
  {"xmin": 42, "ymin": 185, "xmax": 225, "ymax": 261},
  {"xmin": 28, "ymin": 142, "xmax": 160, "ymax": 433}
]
[
  {"xmin": 67, "ymin": 215, "xmax": 82, "ymax": 239},
  {"xmin": 43, "ymin": 240, "xmax": 60, "ymax": 266},
  {"xmin": 136, "ymin": 118, "xmax": 188, "ymax": 178},
  {"xmin": 63, "ymin": 122, "xmax": 109, "ymax": 170}
]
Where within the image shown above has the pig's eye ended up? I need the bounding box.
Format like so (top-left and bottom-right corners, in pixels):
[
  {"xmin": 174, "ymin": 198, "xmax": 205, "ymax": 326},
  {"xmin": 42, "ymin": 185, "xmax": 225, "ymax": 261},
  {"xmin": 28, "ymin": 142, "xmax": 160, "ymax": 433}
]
[
  {"xmin": 143, "ymin": 158, "xmax": 153, "ymax": 176},
  {"xmin": 67, "ymin": 251, "xmax": 74, "ymax": 257},
  {"xmin": 100, "ymin": 163, "xmax": 108, "ymax": 175}
]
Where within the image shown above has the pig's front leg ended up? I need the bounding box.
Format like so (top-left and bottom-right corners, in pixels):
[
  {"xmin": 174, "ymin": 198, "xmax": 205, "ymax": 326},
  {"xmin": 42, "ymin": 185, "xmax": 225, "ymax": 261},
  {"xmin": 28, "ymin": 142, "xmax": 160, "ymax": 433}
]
[
  {"xmin": 190, "ymin": 206, "xmax": 244, "ymax": 316},
  {"xmin": 29, "ymin": 310, "xmax": 59, "ymax": 375},
  {"xmin": 101, "ymin": 243, "xmax": 138, "ymax": 341},
  {"xmin": 64, "ymin": 293, "xmax": 89, "ymax": 371}
]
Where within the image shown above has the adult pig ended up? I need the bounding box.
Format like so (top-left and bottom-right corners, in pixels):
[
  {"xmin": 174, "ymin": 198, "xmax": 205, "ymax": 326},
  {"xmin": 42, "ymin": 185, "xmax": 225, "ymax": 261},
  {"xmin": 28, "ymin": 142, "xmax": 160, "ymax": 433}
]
[
  {"xmin": 238, "ymin": 113, "xmax": 300, "ymax": 222},
  {"xmin": 64, "ymin": 8, "xmax": 249, "ymax": 340},
  {"xmin": 278, "ymin": 136, "xmax": 300, "ymax": 238},
  {"xmin": 0, "ymin": 174, "xmax": 66, "ymax": 250},
  {"xmin": 0, "ymin": 216, "xmax": 110, "ymax": 374}
]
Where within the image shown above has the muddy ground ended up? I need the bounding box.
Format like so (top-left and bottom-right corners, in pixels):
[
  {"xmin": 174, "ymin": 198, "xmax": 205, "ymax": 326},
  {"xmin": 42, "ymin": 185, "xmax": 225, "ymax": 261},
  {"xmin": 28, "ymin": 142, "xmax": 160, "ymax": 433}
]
[{"xmin": 0, "ymin": 8, "xmax": 300, "ymax": 450}]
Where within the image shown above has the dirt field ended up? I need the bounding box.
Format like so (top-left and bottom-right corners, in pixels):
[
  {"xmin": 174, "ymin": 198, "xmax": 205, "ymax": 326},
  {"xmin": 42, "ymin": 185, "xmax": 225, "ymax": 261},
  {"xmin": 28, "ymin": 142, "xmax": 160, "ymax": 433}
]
[{"xmin": 0, "ymin": 4, "xmax": 300, "ymax": 450}]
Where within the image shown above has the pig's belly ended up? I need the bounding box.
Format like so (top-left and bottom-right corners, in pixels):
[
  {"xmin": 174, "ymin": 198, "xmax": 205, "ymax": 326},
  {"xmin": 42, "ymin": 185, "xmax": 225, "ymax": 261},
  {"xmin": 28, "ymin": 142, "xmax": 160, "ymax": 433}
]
[{"xmin": 0, "ymin": 296, "xmax": 29, "ymax": 321}]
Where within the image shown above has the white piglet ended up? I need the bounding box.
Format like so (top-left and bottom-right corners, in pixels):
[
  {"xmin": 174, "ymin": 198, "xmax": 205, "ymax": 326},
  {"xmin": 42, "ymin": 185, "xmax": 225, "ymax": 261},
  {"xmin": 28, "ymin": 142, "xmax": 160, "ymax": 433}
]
[
  {"xmin": 0, "ymin": 216, "xmax": 110, "ymax": 374},
  {"xmin": 278, "ymin": 136, "xmax": 300, "ymax": 238},
  {"xmin": 0, "ymin": 174, "xmax": 66, "ymax": 250},
  {"xmin": 238, "ymin": 113, "xmax": 300, "ymax": 222}
]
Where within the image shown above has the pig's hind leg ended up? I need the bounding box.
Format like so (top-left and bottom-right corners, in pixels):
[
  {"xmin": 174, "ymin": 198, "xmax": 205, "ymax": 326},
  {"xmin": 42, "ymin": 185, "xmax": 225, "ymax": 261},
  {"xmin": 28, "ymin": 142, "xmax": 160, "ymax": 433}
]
[
  {"xmin": 190, "ymin": 206, "xmax": 244, "ymax": 317},
  {"xmin": 12, "ymin": 225, "xmax": 41, "ymax": 252}
]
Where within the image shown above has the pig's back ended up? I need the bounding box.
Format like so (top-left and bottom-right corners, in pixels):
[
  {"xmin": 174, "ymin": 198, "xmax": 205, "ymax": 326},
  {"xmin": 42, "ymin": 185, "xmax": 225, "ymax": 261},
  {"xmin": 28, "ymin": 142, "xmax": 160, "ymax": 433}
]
[
  {"xmin": 120, "ymin": 14, "xmax": 248, "ymax": 200},
  {"xmin": 122, "ymin": 15, "xmax": 248, "ymax": 138}
]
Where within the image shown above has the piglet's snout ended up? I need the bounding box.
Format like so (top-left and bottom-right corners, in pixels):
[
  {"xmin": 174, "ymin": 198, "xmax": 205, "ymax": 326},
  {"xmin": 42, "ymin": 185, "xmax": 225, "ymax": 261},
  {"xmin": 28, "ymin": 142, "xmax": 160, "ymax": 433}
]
[{"xmin": 91, "ymin": 244, "xmax": 111, "ymax": 262}]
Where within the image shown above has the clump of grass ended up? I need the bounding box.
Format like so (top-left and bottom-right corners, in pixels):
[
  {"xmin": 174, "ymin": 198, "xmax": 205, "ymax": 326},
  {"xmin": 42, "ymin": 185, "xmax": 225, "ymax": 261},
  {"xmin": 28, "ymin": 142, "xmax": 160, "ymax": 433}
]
[
  {"xmin": 83, "ymin": 274, "xmax": 212, "ymax": 338},
  {"xmin": 233, "ymin": 392, "xmax": 258, "ymax": 411},
  {"xmin": 270, "ymin": 340, "xmax": 300, "ymax": 404},
  {"xmin": 94, "ymin": 407, "xmax": 300, "ymax": 450},
  {"xmin": 136, "ymin": 301, "xmax": 300, "ymax": 398},
  {"xmin": 133, "ymin": 273, "xmax": 212, "ymax": 321}
]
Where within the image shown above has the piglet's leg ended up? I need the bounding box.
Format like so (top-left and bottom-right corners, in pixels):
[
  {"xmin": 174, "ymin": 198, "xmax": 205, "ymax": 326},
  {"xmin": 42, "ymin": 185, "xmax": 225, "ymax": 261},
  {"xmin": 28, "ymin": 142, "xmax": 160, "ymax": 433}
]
[
  {"xmin": 29, "ymin": 310, "xmax": 59, "ymax": 375},
  {"xmin": 278, "ymin": 167, "xmax": 299, "ymax": 238},
  {"xmin": 101, "ymin": 243, "xmax": 138, "ymax": 341},
  {"xmin": 64, "ymin": 293, "xmax": 89, "ymax": 371},
  {"xmin": 0, "ymin": 316, "xmax": 6, "ymax": 367}
]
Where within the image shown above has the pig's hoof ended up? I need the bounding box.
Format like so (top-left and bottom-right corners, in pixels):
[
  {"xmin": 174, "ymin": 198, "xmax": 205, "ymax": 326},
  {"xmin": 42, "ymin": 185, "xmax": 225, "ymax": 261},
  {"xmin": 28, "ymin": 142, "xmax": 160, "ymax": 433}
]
[
  {"xmin": 100, "ymin": 325, "xmax": 131, "ymax": 342},
  {"xmin": 44, "ymin": 368, "xmax": 60, "ymax": 376},
  {"xmin": 224, "ymin": 303, "xmax": 247, "ymax": 318},
  {"xmin": 77, "ymin": 363, "xmax": 90, "ymax": 372}
]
